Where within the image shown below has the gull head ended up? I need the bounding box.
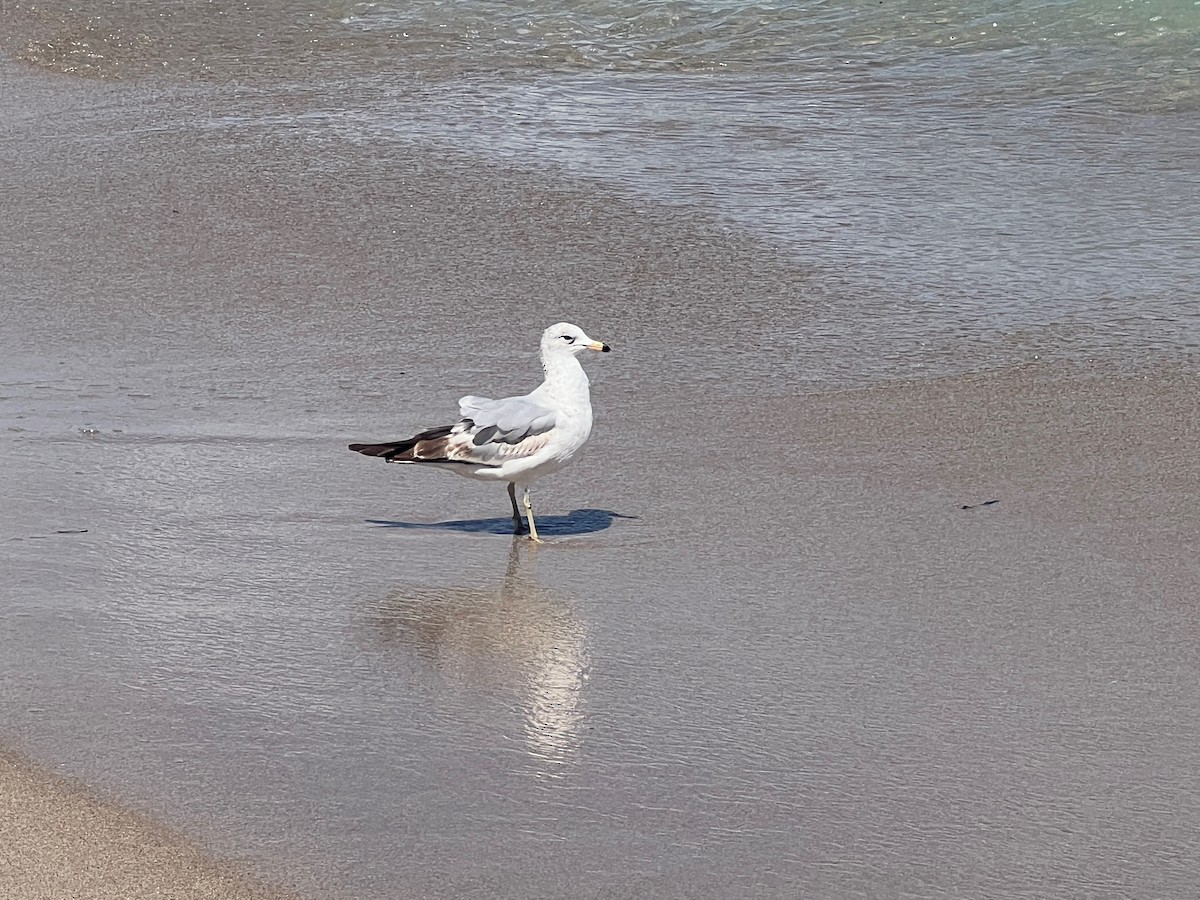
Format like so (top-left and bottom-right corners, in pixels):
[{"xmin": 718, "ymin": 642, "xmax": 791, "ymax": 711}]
[{"xmin": 542, "ymin": 322, "xmax": 611, "ymax": 356}]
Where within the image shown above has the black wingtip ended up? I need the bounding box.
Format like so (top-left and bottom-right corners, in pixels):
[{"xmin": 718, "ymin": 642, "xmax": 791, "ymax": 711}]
[{"xmin": 350, "ymin": 441, "xmax": 404, "ymax": 458}]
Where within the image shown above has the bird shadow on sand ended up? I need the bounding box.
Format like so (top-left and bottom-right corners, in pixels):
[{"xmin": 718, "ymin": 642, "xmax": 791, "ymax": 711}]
[{"xmin": 366, "ymin": 508, "xmax": 635, "ymax": 537}]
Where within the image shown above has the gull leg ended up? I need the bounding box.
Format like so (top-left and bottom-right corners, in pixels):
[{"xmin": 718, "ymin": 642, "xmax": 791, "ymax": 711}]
[
  {"xmin": 522, "ymin": 487, "xmax": 543, "ymax": 543},
  {"xmin": 507, "ymin": 482, "xmax": 526, "ymax": 535}
]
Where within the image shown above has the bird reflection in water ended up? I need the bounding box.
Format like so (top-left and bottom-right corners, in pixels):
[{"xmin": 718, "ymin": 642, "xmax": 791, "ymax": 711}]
[{"xmin": 366, "ymin": 539, "xmax": 589, "ymax": 773}]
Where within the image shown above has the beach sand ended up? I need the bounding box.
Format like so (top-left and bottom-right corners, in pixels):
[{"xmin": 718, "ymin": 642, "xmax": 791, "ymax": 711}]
[{"xmin": 4, "ymin": 52, "xmax": 1200, "ymax": 899}]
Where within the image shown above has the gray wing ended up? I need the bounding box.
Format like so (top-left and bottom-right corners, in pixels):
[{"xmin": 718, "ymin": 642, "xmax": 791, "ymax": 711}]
[{"xmin": 458, "ymin": 394, "xmax": 557, "ymax": 447}]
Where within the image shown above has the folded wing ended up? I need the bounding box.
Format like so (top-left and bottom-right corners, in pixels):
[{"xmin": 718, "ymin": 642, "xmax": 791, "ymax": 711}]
[
  {"xmin": 459, "ymin": 395, "xmax": 556, "ymax": 443},
  {"xmin": 349, "ymin": 395, "xmax": 558, "ymax": 467},
  {"xmin": 455, "ymin": 395, "xmax": 558, "ymax": 463}
]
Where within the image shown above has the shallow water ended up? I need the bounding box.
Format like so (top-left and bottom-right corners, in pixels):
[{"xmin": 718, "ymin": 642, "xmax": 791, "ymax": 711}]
[{"xmin": 7, "ymin": 324, "xmax": 1200, "ymax": 897}]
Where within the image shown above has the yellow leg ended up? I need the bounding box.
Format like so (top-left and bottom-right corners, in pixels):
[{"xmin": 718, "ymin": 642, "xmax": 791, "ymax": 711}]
[{"xmin": 522, "ymin": 487, "xmax": 542, "ymax": 543}]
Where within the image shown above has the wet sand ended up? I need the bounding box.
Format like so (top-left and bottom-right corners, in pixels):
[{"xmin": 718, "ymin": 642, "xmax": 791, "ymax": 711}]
[
  {"xmin": 0, "ymin": 749, "xmax": 302, "ymax": 900},
  {"xmin": 4, "ymin": 55, "xmax": 1200, "ymax": 899}
]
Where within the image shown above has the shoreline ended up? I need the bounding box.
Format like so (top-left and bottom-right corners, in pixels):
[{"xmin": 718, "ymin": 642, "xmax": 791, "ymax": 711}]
[{"xmin": 0, "ymin": 748, "xmax": 305, "ymax": 900}]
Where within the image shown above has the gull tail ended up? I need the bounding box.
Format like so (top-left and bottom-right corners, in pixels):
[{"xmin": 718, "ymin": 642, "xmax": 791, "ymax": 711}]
[{"xmin": 348, "ymin": 425, "xmax": 456, "ymax": 464}]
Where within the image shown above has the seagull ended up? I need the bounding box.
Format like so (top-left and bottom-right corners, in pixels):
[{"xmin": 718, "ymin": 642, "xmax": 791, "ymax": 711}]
[{"xmin": 349, "ymin": 322, "xmax": 612, "ymax": 542}]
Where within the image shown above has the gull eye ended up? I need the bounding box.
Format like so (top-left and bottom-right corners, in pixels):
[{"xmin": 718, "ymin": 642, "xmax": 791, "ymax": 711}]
[{"xmin": 561, "ymin": 335, "xmax": 575, "ymax": 343}]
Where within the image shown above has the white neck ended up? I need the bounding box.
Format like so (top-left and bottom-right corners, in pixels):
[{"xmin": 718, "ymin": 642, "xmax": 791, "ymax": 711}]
[{"xmin": 540, "ymin": 350, "xmax": 591, "ymax": 404}]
